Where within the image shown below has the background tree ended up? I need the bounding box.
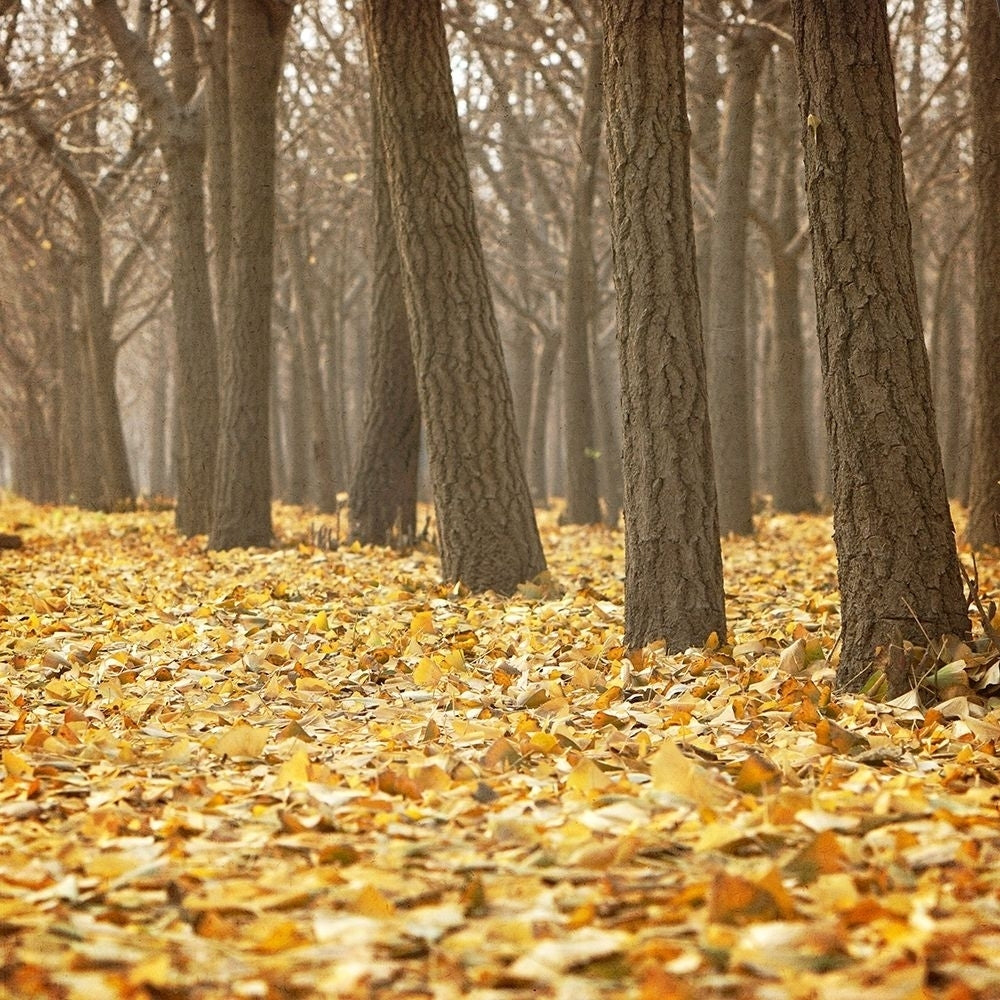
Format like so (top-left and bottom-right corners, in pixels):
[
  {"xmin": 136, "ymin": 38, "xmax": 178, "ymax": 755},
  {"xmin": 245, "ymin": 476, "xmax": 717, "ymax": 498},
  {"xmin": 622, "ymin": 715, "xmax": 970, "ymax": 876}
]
[
  {"xmin": 602, "ymin": 0, "xmax": 726, "ymax": 651},
  {"xmin": 0, "ymin": 8, "xmax": 142, "ymax": 511},
  {"xmin": 790, "ymin": 0, "xmax": 969, "ymax": 690},
  {"xmin": 90, "ymin": 0, "xmax": 219, "ymax": 536},
  {"xmin": 364, "ymin": 0, "xmax": 546, "ymax": 593},
  {"xmin": 348, "ymin": 87, "xmax": 420, "ymax": 547},
  {"xmin": 561, "ymin": 30, "xmax": 603, "ymax": 526},
  {"xmin": 704, "ymin": 3, "xmax": 772, "ymax": 536},
  {"xmin": 965, "ymin": 0, "xmax": 1000, "ymax": 548}
]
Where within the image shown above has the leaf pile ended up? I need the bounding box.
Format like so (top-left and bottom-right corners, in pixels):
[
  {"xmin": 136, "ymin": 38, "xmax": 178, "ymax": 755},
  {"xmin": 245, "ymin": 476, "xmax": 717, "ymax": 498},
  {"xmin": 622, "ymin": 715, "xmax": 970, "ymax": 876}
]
[{"xmin": 2, "ymin": 498, "xmax": 1000, "ymax": 999}]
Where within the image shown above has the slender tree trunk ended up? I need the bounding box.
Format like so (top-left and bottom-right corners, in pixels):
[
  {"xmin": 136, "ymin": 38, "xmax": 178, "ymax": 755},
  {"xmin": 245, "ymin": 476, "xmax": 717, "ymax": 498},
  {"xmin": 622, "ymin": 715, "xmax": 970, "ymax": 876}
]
[
  {"xmin": 687, "ymin": 0, "xmax": 724, "ymax": 327},
  {"xmin": 965, "ymin": 0, "xmax": 1000, "ymax": 548},
  {"xmin": 764, "ymin": 56, "xmax": 816, "ymax": 513},
  {"xmin": 602, "ymin": 0, "xmax": 726, "ymax": 651},
  {"xmin": 705, "ymin": 13, "xmax": 770, "ymax": 536},
  {"xmin": 165, "ymin": 143, "xmax": 218, "ymax": 532},
  {"xmin": 289, "ymin": 218, "xmax": 339, "ymax": 512},
  {"xmin": 90, "ymin": 0, "xmax": 218, "ymax": 531},
  {"xmin": 507, "ymin": 322, "xmax": 534, "ymax": 454},
  {"xmin": 364, "ymin": 0, "xmax": 545, "ymax": 593},
  {"xmin": 528, "ymin": 331, "xmax": 560, "ymax": 506},
  {"xmin": 148, "ymin": 346, "xmax": 171, "ymax": 497},
  {"xmin": 208, "ymin": 0, "xmax": 232, "ymax": 331},
  {"xmin": 561, "ymin": 34, "xmax": 603, "ymax": 525},
  {"xmin": 79, "ymin": 209, "xmax": 134, "ymax": 511},
  {"xmin": 349, "ymin": 92, "xmax": 419, "ymax": 546},
  {"xmin": 790, "ymin": 0, "xmax": 969, "ymax": 690},
  {"xmin": 210, "ymin": 0, "xmax": 291, "ymax": 548}
]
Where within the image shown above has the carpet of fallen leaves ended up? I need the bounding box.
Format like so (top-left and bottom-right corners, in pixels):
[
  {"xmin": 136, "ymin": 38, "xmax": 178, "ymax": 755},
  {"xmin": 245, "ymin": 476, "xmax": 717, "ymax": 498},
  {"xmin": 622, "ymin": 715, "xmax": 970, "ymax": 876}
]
[{"xmin": 2, "ymin": 496, "xmax": 1000, "ymax": 1000}]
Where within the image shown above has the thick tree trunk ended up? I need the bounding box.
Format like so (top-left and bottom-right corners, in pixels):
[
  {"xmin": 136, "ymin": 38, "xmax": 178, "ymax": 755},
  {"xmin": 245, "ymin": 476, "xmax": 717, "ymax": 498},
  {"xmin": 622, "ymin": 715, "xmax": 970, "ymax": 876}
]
[
  {"xmin": 364, "ymin": 0, "xmax": 545, "ymax": 593},
  {"xmin": 561, "ymin": 34, "xmax": 603, "ymax": 526},
  {"xmin": 965, "ymin": 0, "xmax": 1000, "ymax": 548},
  {"xmin": 790, "ymin": 0, "xmax": 969, "ymax": 690},
  {"xmin": 602, "ymin": 0, "xmax": 726, "ymax": 651},
  {"xmin": 210, "ymin": 0, "xmax": 291, "ymax": 549},
  {"xmin": 705, "ymin": 14, "xmax": 770, "ymax": 537},
  {"xmin": 349, "ymin": 94, "xmax": 419, "ymax": 546}
]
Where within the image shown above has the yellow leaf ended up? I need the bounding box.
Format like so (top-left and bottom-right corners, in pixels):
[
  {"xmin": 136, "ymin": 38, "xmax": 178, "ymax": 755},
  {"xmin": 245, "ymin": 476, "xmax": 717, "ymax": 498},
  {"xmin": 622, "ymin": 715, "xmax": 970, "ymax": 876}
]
[
  {"xmin": 2, "ymin": 749, "xmax": 32, "ymax": 778},
  {"xmin": 527, "ymin": 731, "xmax": 560, "ymax": 755},
  {"xmin": 274, "ymin": 749, "xmax": 311, "ymax": 788},
  {"xmin": 246, "ymin": 914, "xmax": 308, "ymax": 953},
  {"xmin": 212, "ymin": 721, "xmax": 268, "ymax": 758},
  {"xmin": 410, "ymin": 610, "xmax": 435, "ymax": 636},
  {"xmin": 413, "ymin": 657, "xmax": 442, "ymax": 687},
  {"xmin": 566, "ymin": 757, "xmax": 611, "ymax": 795},
  {"xmin": 650, "ymin": 740, "xmax": 730, "ymax": 808},
  {"xmin": 307, "ymin": 609, "xmax": 328, "ymax": 633},
  {"xmin": 733, "ymin": 752, "xmax": 782, "ymax": 795},
  {"xmin": 354, "ymin": 883, "xmax": 395, "ymax": 917}
]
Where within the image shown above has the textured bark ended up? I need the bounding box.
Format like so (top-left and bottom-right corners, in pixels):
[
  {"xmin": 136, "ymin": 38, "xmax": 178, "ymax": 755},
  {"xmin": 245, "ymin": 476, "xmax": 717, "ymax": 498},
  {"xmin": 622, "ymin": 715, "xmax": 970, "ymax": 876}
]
[
  {"xmin": 349, "ymin": 93, "xmax": 420, "ymax": 547},
  {"xmin": 210, "ymin": 0, "xmax": 291, "ymax": 549},
  {"xmin": 561, "ymin": 34, "xmax": 603, "ymax": 526},
  {"xmin": 965, "ymin": 0, "xmax": 1000, "ymax": 548},
  {"xmin": 364, "ymin": 0, "xmax": 545, "ymax": 593},
  {"xmin": 790, "ymin": 0, "xmax": 969, "ymax": 689},
  {"xmin": 705, "ymin": 12, "xmax": 771, "ymax": 536},
  {"xmin": 602, "ymin": 0, "xmax": 726, "ymax": 651}
]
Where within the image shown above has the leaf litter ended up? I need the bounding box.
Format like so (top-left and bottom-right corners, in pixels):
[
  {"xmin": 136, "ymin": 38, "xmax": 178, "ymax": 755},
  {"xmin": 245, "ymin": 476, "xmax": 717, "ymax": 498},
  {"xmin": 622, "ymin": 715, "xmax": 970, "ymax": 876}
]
[{"xmin": 1, "ymin": 498, "xmax": 1000, "ymax": 999}]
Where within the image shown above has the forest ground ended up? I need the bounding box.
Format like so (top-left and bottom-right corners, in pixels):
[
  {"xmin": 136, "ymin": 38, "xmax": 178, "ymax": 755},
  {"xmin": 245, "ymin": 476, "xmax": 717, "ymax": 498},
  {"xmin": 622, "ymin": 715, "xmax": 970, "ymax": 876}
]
[{"xmin": 1, "ymin": 496, "xmax": 1000, "ymax": 1000}]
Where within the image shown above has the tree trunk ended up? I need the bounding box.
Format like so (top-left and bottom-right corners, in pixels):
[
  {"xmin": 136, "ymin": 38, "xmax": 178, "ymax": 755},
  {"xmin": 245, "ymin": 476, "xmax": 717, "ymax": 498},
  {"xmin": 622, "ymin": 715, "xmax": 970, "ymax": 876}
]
[
  {"xmin": 790, "ymin": 0, "xmax": 969, "ymax": 690},
  {"xmin": 90, "ymin": 0, "xmax": 219, "ymax": 532},
  {"xmin": 210, "ymin": 0, "xmax": 291, "ymax": 549},
  {"xmin": 349, "ymin": 91, "xmax": 419, "ymax": 546},
  {"xmin": 527, "ymin": 330, "xmax": 560, "ymax": 506},
  {"xmin": 687, "ymin": 0, "xmax": 724, "ymax": 329},
  {"xmin": 965, "ymin": 0, "xmax": 1000, "ymax": 548},
  {"xmin": 166, "ymin": 141, "xmax": 219, "ymax": 533},
  {"xmin": 561, "ymin": 34, "xmax": 603, "ymax": 525},
  {"xmin": 79, "ymin": 209, "xmax": 135, "ymax": 511},
  {"xmin": 148, "ymin": 343, "xmax": 172, "ymax": 497},
  {"xmin": 602, "ymin": 0, "xmax": 726, "ymax": 651},
  {"xmin": 289, "ymin": 217, "xmax": 339, "ymax": 512},
  {"xmin": 364, "ymin": 0, "xmax": 545, "ymax": 593},
  {"xmin": 705, "ymin": 12, "xmax": 771, "ymax": 536},
  {"xmin": 764, "ymin": 54, "xmax": 816, "ymax": 514}
]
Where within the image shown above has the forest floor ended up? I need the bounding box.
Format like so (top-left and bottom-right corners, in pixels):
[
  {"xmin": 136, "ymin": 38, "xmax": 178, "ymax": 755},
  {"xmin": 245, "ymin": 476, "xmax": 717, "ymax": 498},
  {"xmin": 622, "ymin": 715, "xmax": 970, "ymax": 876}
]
[{"xmin": 2, "ymin": 496, "xmax": 1000, "ymax": 1000}]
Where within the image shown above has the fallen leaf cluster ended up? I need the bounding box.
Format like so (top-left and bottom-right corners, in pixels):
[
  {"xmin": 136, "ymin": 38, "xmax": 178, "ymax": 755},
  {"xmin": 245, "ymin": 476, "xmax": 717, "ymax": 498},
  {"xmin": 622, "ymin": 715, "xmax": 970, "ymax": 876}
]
[{"xmin": 1, "ymin": 497, "xmax": 1000, "ymax": 1000}]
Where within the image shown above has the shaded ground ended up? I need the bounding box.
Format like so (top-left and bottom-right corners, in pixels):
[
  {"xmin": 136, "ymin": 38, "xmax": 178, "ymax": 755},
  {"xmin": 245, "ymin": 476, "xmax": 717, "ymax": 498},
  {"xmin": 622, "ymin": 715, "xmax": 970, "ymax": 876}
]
[{"xmin": 1, "ymin": 497, "xmax": 999, "ymax": 999}]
